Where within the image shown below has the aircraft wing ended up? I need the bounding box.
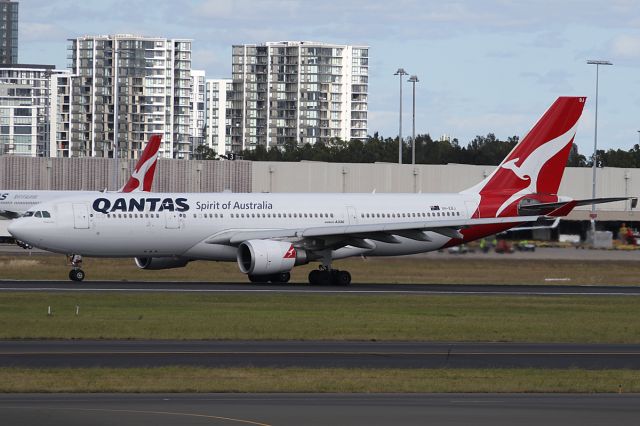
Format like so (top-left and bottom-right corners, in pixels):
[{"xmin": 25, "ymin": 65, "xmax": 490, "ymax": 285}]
[{"xmin": 205, "ymin": 215, "xmax": 540, "ymax": 249}]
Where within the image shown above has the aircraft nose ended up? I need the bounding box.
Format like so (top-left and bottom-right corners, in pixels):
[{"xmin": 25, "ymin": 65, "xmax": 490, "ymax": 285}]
[{"xmin": 8, "ymin": 219, "xmax": 37, "ymax": 244}]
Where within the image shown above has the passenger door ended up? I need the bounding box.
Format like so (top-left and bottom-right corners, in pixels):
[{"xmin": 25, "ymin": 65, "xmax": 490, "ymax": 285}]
[
  {"xmin": 346, "ymin": 206, "xmax": 358, "ymax": 225},
  {"xmin": 165, "ymin": 211, "xmax": 180, "ymax": 229},
  {"xmin": 72, "ymin": 203, "xmax": 89, "ymax": 229}
]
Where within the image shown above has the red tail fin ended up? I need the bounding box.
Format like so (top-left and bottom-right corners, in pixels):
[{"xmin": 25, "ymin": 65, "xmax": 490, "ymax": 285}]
[
  {"xmin": 463, "ymin": 97, "xmax": 586, "ymax": 217},
  {"xmin": 120, "ymin": 134, "xmax": 162, "ymax": 193}
]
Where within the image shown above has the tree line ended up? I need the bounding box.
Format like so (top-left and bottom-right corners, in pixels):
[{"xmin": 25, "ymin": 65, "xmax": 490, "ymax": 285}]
[{"xmin": 195, "ymin": 133, "xmax": 640, "ymax": 168}]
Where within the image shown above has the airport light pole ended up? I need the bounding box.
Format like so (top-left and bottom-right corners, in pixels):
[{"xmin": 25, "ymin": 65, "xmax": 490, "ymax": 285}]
[
  {"xmin": 586, "ymin": 59, "xmax": 612, "ymax": 238},
  {"xmin": 408, "ymin": 75, "xmax": 419, "ymax": 165},
  {"xmin": 394, "ymin": 68, "xmax": 408, "ymax": 164}
]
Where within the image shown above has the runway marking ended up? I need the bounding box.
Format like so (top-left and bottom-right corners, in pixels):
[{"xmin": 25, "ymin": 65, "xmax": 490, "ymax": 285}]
[
  {"xmin": 2, "ymin": 407, "xmax": 272, "ymax": 426},
  {"xmin": 2, "ymin": 351, "xmax": 640, "ymax": 356},
  {"xmin": 0, "ymin": 287, "xmax": 639, "ymax": 296}
]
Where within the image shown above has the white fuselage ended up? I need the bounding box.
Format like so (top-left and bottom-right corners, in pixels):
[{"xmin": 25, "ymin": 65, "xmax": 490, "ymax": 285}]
[{"xmin": 10, "ymin": 192, "xmax": 480, "ymax": 259}]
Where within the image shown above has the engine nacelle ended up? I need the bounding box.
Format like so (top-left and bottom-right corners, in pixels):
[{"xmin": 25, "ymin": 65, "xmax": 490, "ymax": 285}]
[
  {"xmin": 237, "ymin": 239, "xmax": 306, "ymax": 275},
  {"xmin": 134, "ymin": 256, "xmax": 189, "ymax": 270}
]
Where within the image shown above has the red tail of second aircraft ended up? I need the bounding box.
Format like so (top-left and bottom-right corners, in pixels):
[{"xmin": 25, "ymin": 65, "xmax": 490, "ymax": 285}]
[
  {"xmin": 120, "ymin": 134, "xmax": 162, "ymax": 193},
  {"xmin": 463, "ymin": 97, "xmax": 586, "ymax": 217}
]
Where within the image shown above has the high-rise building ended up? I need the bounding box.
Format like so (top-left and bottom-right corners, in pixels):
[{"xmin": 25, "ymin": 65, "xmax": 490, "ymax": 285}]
[
  {"xmin": 190, "ymin": 69, "xmax": 205, "ymax": 150},
  {"xmin": 204, "ymin": 78, "xmax": 231, "ymax": 156},
  {"xmin": 0, "ymin": 64, "xmax": 71, "ymax": 157},
  {"xmin": 0, "ymin": 0, "xmax": 18, "ymax": 65},
  {"xmin": 230, "ymin": 41, "xmax": 368, "ymax": 151},
  {"xmin": 68, "ymin": 34, "xmax": 194, "ymax": 159}
]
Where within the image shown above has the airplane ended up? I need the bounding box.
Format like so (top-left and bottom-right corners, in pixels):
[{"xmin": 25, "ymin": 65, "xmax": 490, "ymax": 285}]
[
  {"xmin": 8, "ymin": 97, "xmax": 635, "ymax": 284},
  {"xmin": 0, "ymin": 134, "xmax": 163, "ymax": 219},
  {"xmin": 0, "ymin": 134, "xmax": 162, "ymax": 245}
]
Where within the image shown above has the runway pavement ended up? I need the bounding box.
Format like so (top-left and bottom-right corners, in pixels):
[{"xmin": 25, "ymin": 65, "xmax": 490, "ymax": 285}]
[
  {"xmin": 1, "ymin": 340, "xmax": 640, "ymax": 369},
  {"xmin": 1, "ymin": 280, "xmax": 640, "ymax": 296},
  {"xmin": 0, "ymin": 393, "xmax": 638, "ymax": 426}
]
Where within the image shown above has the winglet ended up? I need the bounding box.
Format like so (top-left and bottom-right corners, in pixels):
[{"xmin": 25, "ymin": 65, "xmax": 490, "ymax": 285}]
[{"xmin": 120, "ymin": 134, "xmax": 162, "ymax": 193}]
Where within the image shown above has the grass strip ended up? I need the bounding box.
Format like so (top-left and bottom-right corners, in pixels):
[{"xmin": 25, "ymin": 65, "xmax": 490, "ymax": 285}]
[
  {"xmin": 0, "ymin": 367, "xmax": 637, "ymax": 393},
  {"xmin": 2, "ymin": 255, "xmax": 640, "ymax": 285},
  {"xmin": 1, "ymin": 292, "xmax": 639, "ymax": 342}
]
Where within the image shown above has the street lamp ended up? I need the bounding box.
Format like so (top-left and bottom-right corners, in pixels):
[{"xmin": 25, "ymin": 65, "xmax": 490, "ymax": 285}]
[
  {"xmin": 408, "ymin": 75, "xmax": 419, "ymax": 165},
  {"xmin": 394, "ymin": 68, "xmax": 408, "ymax": 164},
  {"xmin": 586, "ymin": 59, "xmax": 612, "ymax": 238}
]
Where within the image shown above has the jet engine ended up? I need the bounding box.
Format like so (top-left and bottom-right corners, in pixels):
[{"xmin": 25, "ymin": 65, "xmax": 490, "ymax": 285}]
[
  {"xmin": 134, "ymin": 256, "xmax": 190, "ymax": 270},
  {"xmin": 237, "ymin": 239, "xmax": 307, "ymax": 275}
]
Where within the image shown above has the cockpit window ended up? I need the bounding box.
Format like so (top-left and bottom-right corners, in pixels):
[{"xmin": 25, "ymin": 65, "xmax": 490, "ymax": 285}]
[
  {"xmin": 23, "ymin": 211, "xmax": 34, "ymax": 217},
  {"xmin": 35, "ymin": 211, "xmax": 42, "ymax": 218},
  {"xmin": 42, "ymin": 211, "xmax": 51, "ymax": 218}
]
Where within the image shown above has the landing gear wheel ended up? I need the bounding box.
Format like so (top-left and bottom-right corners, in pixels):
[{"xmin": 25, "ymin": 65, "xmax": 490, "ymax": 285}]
[
  {"xmin": 336, "ymin": 270, "xmax": 351, "ymax": 286},
  {"xmin": 248, "ymin": 274, "xmax": 263, "ymax": 283},
  {"xmin": 69, "ymin": 269, "xmax": 85, "ymax": 282},
  {"xmin": 270, "ymin": 272, "xmax": 291, "ymax": 283},
  {"xmin": 309, "ymin": 269, "xmax": 350, "ymax": 286},
  {"xmin": 308, "ymin": 270, "xmax": 321, "ymax": 285}
]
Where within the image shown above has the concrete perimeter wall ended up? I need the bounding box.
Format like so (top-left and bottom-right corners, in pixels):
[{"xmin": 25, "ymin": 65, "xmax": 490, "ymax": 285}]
[{"xmin": 0, "ymin": 156, "xmax": 252, "ymax": 193}]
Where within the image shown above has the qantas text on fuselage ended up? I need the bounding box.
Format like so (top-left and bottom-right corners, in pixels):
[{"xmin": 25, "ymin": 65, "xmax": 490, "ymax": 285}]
[{"xmin": 90, "ymin": 198, "xmax": 276, "ymax": 213}]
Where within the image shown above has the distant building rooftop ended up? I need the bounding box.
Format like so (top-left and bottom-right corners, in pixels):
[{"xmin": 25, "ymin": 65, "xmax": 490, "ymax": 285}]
[{"xmin": 0, "ymin": 64, "xmax": 55, "ymax": 70}]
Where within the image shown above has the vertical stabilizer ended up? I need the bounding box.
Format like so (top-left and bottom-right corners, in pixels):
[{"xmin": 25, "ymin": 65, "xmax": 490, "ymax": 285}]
[
  {"xmin": 463, "ymin": 97, "xmax": 586, "ymax": 217},
  {"xmin": 120, "ymin": 134, "xmax": 162, "ymax": 193}
]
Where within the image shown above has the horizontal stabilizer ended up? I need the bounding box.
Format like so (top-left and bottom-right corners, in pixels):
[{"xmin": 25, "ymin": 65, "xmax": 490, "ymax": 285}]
[{"xmin": 518, "ymin": 197, "xmax": 636, "ymax": 217}]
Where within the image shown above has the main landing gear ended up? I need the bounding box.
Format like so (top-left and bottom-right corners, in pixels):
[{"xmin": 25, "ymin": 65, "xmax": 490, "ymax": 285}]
[
  {"xmin": 308, "ymin": 268, "xmax": 352, "ymax": 286},
  {"xmin": 248, "ymin": 271, "xmax": 291, "ymax": 283},
  {"xmin": 67, "ymin": 254, "xmax": 85, "ymax": 282},
  {"xmin": 307, "ymin": 251, "xmax": 352, "ymax": 286}
]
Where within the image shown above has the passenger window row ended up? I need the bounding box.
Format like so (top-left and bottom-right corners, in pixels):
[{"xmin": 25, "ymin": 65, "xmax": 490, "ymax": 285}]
[
  {"xmin": 103, "ymin": 213, "xmax": 161, "ymax": 219},
  {"xmin": 228, "ymin": 212, "xmax": 334, "ymax": 219},
  {"xmin": 360, "ymin": 211, "xmax": 461, "ymax": 219}
]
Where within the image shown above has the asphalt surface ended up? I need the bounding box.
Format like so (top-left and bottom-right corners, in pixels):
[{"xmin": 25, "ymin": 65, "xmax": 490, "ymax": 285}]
[
  {"xmin": 1, "ymin": 340, "xmax": 640, "ymax": 369},
  {"xmin": 2, "ymin": 280, "xmax": 640, "ymax": 296},
  {"xmin": 0, "ymin": 393, "xmax": 639, "ymax": 426}
]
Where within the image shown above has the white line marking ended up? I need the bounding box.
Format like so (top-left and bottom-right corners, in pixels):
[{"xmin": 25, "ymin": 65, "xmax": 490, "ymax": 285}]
[{"xmin": 0, "ymin": 287, "xmax": 638, "ymax": 296}]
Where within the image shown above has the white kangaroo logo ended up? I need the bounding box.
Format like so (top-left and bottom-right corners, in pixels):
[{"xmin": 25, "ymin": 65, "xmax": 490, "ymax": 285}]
[
  {"xmin": 126, "ymin": 154, "xmax": 157, "ymax": 192},
  {"xmin": 495, "ymin": 122, "xmax": 578, "ymax": 216}
]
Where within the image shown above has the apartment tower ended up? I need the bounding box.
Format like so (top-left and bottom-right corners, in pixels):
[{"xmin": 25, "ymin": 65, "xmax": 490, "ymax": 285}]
[
  {"xmin": 0, "ymin": 64, "xmax": 71, "ymax": 157},
  {"xmin": 68, "ymin": 34, "xmax": 193, "ymax": 159},
  {"xmin": 0, "ymin": 0, "xmax": 18, "ymax": 65},
  {"xmin": 204, "ymin": 78, "xmax": 231, "ymax": 156},
  {"xmin": 230, "ymin": 41, "xmax": 368, "ymax": 151}
]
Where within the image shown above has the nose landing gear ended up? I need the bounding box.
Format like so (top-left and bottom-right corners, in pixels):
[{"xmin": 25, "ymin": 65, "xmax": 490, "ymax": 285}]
[
  {"xmin": 67, "ymin": 254, "xmax": 85, "ymax": 282},
  {"xmin": 69, "ymin": 268, "xmax": 85, "ymax": 282}
]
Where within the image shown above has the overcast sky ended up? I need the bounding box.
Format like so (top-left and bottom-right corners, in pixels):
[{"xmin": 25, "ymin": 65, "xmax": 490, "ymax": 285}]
[{"xmin": 19, "ymin": 0, "xmax": 640, "ymax": 155}]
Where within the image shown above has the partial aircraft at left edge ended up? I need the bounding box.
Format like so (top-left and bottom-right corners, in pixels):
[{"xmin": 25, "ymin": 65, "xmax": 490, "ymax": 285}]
[{"xmin": 0, "ymin": 134, "xmax": 162, "ymax": 241}]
